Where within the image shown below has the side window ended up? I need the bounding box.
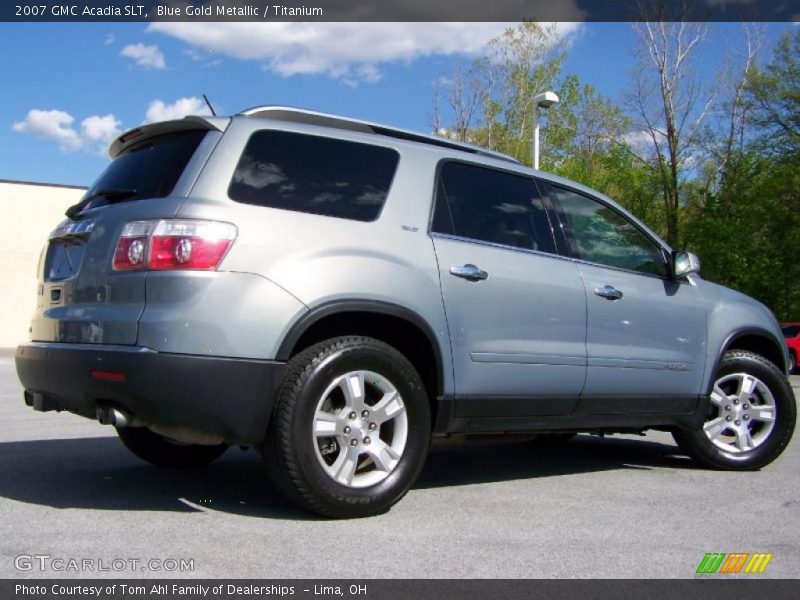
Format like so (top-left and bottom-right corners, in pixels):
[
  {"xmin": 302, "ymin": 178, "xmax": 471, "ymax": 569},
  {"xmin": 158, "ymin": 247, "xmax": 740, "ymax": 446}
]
[
  {"xmin": 228, "ymin": 130, "xmax": 399, "ymax": 222},
  {"xmin": 552, "ymin": 186, "xmax": 668, "ymax": 277},
  {"xmin": 432, "ymin": 161, "xmax": 556, "ymax": 254},
  {"xmin": 782, "ymin": 325, "xmax": 800, "ymax": 338},
  {"xmin": 430, "ymin": 177, "xmax": 454, "ymax": 235}
]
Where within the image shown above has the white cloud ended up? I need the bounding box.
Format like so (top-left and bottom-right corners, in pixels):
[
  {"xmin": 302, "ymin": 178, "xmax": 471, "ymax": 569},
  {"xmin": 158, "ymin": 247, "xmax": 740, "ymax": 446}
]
[
  {"xmin": 144, "ymin": 97, "xmax": 212, "ymax": 123},
  {"xmin": 13, "ymin": 97, "xmax": 212, "ymax": 154},
  {"xmin": 120, "ymin": 43, "xmax": 167, "ymax": 70},
  {"xmin": 149, "ymin": 22, "xmax": 581, "ymax": 82},
  {"xmin": 356, "ymin": 64, "xmax": 381, "ymax": 83},
  {"xmin": 232, "ymin": 157, "xmax": 287, "ymax": 189},
  {"xmin": 104, "ymin": 33, "xmax": 115, "ymax": 45},
  {"xmin": 12, "ymin": 109, "xmax": 121, "ymax": 153},
  {"xmin": 81, "ymin": 114, "xmax": 121, "ymax": 143},
  {"xmin": 12, "ymin": 109, "xmax": 83, "ymax": 152},
  {"xmin": 622, "ymin": 129, "xmax": 662, "ymax": 154},
  {"xmin": 183, "ymin": 47, "xmax": 222, "ymax": 68},
  {"xmin": 621, "ymin": 129, "xmax": 704, "ymax": 169},
  {"xmin": 184, "ymin": 48, "xmax": 203, "ymax": 60}
]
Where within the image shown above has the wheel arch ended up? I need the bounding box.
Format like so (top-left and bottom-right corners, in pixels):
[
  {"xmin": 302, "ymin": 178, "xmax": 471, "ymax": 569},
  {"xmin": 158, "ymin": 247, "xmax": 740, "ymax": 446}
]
[
  {"xmin": 706, "ymin": 328, "xmax": 789, "ymax": 394},
  {"xmin": 276, "ymin": 300, "xmax": 445, "ymax": 410}
]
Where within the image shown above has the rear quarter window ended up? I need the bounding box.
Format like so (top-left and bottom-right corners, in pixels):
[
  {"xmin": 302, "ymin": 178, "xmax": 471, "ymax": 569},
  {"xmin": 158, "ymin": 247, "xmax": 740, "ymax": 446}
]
[{"xmin": 228, "ymin": 130, "xmax": 400, "ymax": 222}]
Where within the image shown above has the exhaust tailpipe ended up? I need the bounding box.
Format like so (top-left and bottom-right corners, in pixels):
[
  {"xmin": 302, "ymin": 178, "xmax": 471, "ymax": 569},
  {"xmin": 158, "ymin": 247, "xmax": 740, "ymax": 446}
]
[{"xmin": 96, "ymin": 406, "xmax": 138, "ymax": 427}]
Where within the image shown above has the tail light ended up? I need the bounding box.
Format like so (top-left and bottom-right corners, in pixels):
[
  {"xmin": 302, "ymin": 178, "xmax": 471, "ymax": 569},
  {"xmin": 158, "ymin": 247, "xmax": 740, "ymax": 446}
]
[
  {"xmin": 113, "ymin": 221, "xmax": 153, "ymax": 271},
  {"xmin": 112, "ymin": 219, "xmax": 236, "ymax": 271}
]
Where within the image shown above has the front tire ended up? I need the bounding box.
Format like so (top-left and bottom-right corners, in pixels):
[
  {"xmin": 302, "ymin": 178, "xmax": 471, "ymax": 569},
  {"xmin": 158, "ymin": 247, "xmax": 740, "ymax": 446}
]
[
  {"xmin": 673, "ymin": 350, "xmax": 796, "ymax": 470},
  {"xmin": 117, "ymin": 427, "xmax": 228, "ymax": 469},
  {"xmin": 263, "ymin": 336, "xmax": 431, "ymax": 518}
]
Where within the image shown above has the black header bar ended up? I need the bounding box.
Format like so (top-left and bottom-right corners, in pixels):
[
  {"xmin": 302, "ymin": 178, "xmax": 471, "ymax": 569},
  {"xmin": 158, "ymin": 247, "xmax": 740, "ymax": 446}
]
[{"xmin": 3, "ymin": 0, "xmax": 800, "ymax": 22}]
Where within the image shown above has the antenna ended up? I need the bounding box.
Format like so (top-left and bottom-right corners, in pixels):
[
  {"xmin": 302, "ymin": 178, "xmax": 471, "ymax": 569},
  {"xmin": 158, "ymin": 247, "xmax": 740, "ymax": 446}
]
[{"xmin": 202, "ymin": 94, "xmax": 217, "ymax": 117}]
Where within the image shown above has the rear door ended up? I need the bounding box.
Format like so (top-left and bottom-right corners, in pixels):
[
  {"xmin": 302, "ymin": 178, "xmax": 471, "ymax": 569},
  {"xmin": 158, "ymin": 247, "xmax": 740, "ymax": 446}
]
[
  {"xmin": 431, "ymin": 161, "xmax": 587, "ymax": 417},
  {"xmin": 547, "ymin": 183, "xmax": 707, "ymax": 412}
]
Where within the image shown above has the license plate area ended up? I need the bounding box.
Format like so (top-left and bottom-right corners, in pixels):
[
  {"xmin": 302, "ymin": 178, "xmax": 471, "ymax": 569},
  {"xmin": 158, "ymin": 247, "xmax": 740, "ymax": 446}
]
[
  {"xmin": 45, "ymin": 238, "xmax": 88, "ymax": 281},
  {"xmin": 45, "ymin": 219, "xmax": 95, "ymax": 282}
]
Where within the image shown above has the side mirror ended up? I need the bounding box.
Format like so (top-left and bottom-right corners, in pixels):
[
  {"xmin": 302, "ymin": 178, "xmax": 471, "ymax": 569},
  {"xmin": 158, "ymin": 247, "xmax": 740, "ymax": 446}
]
[{"xmin": 673, "ymin": 251, "xmax": 701, "ymax": 278}]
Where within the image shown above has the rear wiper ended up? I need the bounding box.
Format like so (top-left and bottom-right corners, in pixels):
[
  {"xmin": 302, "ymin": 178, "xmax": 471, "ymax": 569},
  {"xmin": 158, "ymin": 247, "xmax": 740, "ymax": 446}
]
[{"xmin": 65, "ymin": 188, "xmax": 138, "ymax": 220}]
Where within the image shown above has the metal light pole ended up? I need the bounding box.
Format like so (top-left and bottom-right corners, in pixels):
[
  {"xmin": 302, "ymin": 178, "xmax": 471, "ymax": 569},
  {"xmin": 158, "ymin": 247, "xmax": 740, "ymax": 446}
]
[{"xmin": 531, "ymin": 91, "xmax": 560, "ymax": 170}]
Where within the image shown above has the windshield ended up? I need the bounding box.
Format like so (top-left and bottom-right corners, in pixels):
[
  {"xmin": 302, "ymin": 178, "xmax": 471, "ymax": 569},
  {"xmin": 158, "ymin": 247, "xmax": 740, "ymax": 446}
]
[{"xmin": 82, "ymin": 130, "xmax": 207, "ymax": 209}]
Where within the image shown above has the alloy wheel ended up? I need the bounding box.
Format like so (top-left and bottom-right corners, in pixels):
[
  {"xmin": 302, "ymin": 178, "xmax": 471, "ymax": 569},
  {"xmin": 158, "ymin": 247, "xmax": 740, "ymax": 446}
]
[
  {"xmin": 312, "ymin": 370, "xmax": 408, "ymax": 488},
  {"xmin": 703, "ymin": 372, "xmax": 777, "ymax": 454}
]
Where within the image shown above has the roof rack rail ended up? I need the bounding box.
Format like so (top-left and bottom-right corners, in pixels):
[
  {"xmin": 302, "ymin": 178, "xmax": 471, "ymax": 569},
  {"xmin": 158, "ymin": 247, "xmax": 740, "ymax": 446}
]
[{"xmin": 238, "ymin": 106, "xmax": 521, "ymax": 165}]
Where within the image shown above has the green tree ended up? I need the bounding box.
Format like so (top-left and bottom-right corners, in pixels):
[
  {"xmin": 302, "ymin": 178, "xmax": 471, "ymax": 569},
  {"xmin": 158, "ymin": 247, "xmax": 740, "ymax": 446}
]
[
  {"xmin": 684, "ymin": 28, "xmax": 800, "ymax": 319},
  {"xmin": 746, "ymin": 29, "xmax": 800, "ymax": 156},
  {"xmin": 432, "ymin": 22, "xmax": 658, "ymax": 229},
  {"xmin": 626, "ymin": 19, "xmax": 712, "ymax": 247},
  {"xmin": 432, "ymin": 22, "xmax": 568, "ymax": 161}
]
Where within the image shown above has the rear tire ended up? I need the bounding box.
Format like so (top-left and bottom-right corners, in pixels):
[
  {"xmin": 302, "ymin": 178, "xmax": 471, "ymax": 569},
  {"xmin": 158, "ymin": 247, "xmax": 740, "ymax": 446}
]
[
  {"xmin": 117, "ymin": 427, "xmax": 228, "ymax": 469},
  {"xmin": 673, "ymin": 350, "xmax": 796, "ymax": 470},
  {"xmin": 263, "ymin": 336, "xmax": 431, "ymax": 518}
]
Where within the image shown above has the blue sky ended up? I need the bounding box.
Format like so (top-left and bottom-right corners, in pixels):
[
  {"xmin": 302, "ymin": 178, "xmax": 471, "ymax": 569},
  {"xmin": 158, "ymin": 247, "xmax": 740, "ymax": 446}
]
[{"xmin": 0, "ymin": 21, "xmax": 793, "ymax": 186}]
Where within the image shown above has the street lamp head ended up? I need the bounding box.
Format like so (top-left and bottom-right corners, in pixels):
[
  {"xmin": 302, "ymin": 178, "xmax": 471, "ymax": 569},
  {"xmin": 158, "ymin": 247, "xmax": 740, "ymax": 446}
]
[{"xmin": 533, "ymin": 91, "xmax": 560, "ymax": 109}]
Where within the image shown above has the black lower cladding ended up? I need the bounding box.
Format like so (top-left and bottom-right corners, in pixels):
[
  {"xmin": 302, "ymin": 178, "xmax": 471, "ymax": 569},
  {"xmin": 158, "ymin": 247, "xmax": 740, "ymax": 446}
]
[
  {"xmin": 444, "ymin": 394, "xmax": 707, "ymax": 434},
  {"xmin": 15, "ymin": 343, "xmax": 286, "ymax": 446}
]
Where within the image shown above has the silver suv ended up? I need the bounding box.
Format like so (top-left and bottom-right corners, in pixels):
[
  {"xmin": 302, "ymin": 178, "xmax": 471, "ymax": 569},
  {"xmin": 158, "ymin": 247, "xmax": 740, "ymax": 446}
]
[{"xmin": 15, "ymin": 107, "xmax": 796, "ymax": 518}]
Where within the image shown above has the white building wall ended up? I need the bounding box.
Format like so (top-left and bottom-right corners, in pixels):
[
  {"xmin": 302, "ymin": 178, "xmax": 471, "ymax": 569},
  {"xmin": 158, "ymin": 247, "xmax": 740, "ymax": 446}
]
[{"xmin": 0, "ymin": 181, "xmax": 85, "ymax": 348}]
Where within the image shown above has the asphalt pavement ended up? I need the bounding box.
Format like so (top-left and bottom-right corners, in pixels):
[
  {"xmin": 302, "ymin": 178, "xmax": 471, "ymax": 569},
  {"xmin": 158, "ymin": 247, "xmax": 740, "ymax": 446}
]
[{"xmin": 1, "ymin": 356, "xmax": 798, "ymax": 579}]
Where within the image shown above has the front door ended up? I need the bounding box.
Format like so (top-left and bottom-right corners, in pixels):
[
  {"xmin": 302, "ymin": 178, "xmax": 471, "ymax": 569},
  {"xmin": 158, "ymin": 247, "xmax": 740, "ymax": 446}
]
[
  {"xmin": 431, "ymin": 161, "xmax": 588, "ymax": 417},
  {"xmin": 549, "ymin": 184, "xmax": 707, "ymax": 413}
]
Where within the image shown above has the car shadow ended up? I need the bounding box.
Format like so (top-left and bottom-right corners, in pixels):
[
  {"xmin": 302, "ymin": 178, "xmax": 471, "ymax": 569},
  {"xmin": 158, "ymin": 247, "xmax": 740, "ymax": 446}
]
[
  {"xmin": 0, "ymin": 436, "xmax": 311, "ymax": 520},
  {"xmin": 0, "ymin": 434, "xmax": 693, "ymax": 519},
  {"xmin": 417, "ymin": 434, "xmax": 694, "ymax": 489}
]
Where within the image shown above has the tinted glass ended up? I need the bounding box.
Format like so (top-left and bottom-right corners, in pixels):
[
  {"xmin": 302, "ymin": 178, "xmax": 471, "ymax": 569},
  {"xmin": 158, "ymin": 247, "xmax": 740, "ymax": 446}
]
[
  {"xmin": 431, "ymin": 177, "xmax": 454, "ymax": 235},
  {"xmin": 84, "ymin": 130, "xmax": 206, "ymax": 207},
  {"xmin": 782, "ymin": 325, "xmax": 800, "ymax": 337},
  {"xmin": 553, "ymin": 186, "xmax": 668, "ymax": 277},
  {"xmin": 433, "ymin": 162, "xmax": 555, "ymax": 253},
  {"xmin": 228, "ymin": 130, "xmax": 399, "ymax": 222}
]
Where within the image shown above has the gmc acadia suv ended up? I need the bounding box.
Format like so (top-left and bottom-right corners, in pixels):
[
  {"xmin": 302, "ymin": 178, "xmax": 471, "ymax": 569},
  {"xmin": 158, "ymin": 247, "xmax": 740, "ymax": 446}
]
[{"xmin": 15, "ymin": 107, "xmax": 796, "ymax": 517}]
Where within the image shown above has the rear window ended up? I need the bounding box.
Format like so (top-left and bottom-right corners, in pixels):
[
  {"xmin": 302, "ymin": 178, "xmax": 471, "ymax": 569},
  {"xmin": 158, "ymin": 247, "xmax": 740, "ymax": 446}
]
[
  {"xmin": 83, "ymin": 130, "xmax": 207, "ymax": 207},
  {"xmin": 228, "ymin": 130, "xmax": 399, "ymax": 222}
]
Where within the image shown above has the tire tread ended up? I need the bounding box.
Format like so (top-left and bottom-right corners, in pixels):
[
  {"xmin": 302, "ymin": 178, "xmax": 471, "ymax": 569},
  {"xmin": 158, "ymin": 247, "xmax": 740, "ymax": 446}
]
[
  {"xmin": 263, "ymin": 336, "xmax": 428, "ymax": 518},
  {"xmin": 673, "ymin": 349, "xmax": 796, "ymax": 470}
]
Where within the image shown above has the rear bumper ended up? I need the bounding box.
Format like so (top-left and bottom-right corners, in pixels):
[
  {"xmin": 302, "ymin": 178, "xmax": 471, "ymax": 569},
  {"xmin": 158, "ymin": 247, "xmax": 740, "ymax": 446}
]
[{"xmin": 15, "ymin": 343, "xmax": 286, "ymax": 446}]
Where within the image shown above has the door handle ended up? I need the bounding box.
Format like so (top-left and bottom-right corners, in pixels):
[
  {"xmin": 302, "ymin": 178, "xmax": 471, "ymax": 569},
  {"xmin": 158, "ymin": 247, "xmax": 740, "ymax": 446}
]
[
  {"xmin": 594, "ymin": 285, "xmax": 623, "ymax": 300},
  {"xmin": 450, "ymin": 264, "xmax": 489, "ymax": 281}
]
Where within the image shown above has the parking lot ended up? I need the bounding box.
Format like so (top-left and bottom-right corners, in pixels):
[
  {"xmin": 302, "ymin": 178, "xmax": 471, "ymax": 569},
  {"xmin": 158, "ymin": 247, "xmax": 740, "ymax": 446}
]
[{"xmin": 1, "ymin": 354, "xmax": 798, "ymax": 579}]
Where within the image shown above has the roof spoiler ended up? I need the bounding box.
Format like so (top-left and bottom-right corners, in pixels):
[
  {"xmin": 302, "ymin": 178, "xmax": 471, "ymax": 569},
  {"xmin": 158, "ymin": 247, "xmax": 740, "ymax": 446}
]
[{"xmin": 108, "ymin": 116, "xmax": 230, "ymax": 159}]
